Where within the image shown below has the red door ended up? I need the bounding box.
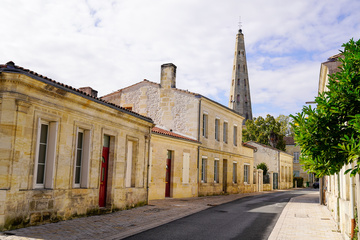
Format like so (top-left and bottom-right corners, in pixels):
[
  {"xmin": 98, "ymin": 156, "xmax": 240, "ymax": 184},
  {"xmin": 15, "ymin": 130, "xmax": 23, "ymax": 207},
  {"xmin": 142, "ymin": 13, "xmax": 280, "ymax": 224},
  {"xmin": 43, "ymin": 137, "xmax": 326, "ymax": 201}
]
[
  {"xmin": 165, "ymin": 158, "xmax": 171, "ymax": 197},
  {"xmin": 99, "ymin": 146, "xmax": 109, "ymax": 207}
]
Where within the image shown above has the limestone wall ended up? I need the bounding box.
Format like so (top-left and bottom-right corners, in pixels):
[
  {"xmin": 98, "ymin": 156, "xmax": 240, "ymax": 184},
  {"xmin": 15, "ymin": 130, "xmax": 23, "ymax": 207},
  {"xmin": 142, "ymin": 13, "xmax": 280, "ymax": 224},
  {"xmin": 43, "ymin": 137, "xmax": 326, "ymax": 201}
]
[
  {"xmin": 0, "ymin": 71, "xmax": 153, "ymax": 230},
  {"xmin": 148, "ymin": 134, "xmax": 199, "ymax": 200}
]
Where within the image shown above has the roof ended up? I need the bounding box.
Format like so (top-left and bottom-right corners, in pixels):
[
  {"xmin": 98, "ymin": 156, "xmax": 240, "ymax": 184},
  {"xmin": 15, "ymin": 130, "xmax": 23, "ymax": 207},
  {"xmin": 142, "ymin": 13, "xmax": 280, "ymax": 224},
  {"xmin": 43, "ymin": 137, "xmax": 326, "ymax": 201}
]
[
  {"xmin": 0, "ymin": 61, "xmax": 153, "ymax": 124},
  {"xmin": 283, "ymin": 136, "xmax": 295, "ymax": 145},
  {"xmin": 103, "ymin": 79, "xmax": 244, "ymax": 118},
  {"xmin": 245, "ymin": 141, "xmax": 292, "ymax": 156},
  {"xmin": 242, "ymin": 142, "xmax": 257, "ymax": 150},
  {"xmin": 152, "ymin": 127, "xmax": 200, "ymax": 143}
]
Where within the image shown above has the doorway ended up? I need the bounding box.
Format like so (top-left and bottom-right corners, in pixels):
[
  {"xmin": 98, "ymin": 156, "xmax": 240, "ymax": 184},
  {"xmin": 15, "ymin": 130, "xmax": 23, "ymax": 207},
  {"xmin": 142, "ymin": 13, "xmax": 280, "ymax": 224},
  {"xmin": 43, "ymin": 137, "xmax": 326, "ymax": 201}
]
[
  {"xmin": 99, "ymin": 135, "xmax": 110, "ymax": 207},
  {"xmin": 165, "ymin": 150, "xmax": 172, "ymax": 197},
  {"xmin": 223, "ymin": 159, "xmax": 227, "ymax": 193}
]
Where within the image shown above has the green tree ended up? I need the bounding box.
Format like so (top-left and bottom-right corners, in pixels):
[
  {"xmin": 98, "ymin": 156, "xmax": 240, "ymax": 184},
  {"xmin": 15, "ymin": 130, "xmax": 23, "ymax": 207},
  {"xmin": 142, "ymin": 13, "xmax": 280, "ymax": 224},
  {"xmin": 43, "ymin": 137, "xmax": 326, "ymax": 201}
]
[
  {"xmin": 276, "ymin": 114, "xmax": 294, "ymax": 137},
  {"xmin": 291, "ymin": 38, "xmax": 360, "ymax": 177},
  {"xmin": 243, "ymin": 114, "xmax": 286, "ymax": 151},
  {"xmin": 256, "ymin": 162, "xmax": 268, "ymax": 175}
]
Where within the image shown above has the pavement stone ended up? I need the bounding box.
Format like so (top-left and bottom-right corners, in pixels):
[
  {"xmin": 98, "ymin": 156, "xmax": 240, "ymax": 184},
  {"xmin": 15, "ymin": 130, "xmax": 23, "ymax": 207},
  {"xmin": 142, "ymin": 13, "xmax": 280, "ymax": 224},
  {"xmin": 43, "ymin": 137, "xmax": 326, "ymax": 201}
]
[
  {"xmin": 268, "ymin": 190, "xmax": 343, "ymax": 240},
  {"xmin": 0, "ymin": 189, "xmax": 343, "ymax": 240}
]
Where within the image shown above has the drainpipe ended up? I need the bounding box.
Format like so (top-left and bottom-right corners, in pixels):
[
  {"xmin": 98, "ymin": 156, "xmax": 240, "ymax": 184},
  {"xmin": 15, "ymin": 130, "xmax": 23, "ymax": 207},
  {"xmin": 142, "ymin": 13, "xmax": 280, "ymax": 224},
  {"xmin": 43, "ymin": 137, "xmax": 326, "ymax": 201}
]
[
  {"xmin": 350, "ymin": 163, "xmax": 355, "ymax": 239},
  {"xmin": 145, "ymin": 129, "xmax": 151, "ymax": 203},
  {"xmin": 197, "ymin": 98, "xmax": 202, "ymax": 195}
]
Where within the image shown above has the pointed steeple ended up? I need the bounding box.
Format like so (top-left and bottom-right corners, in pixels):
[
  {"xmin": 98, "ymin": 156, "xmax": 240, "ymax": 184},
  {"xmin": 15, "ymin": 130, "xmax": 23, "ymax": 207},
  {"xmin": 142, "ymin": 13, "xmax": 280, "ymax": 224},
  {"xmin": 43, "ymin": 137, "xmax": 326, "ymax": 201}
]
[{"xmin": 229, "ymin": 27, "xmax": 253, "ymax": 123}]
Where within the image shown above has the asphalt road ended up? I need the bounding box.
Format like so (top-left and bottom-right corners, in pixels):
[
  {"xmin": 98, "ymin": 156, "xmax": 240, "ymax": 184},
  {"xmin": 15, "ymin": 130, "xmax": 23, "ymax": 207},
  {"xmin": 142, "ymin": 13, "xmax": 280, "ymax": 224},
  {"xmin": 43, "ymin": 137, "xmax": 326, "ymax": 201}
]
[{"xmin": 124, "ymin": 190, "xmax": 304, "ymax": 240}]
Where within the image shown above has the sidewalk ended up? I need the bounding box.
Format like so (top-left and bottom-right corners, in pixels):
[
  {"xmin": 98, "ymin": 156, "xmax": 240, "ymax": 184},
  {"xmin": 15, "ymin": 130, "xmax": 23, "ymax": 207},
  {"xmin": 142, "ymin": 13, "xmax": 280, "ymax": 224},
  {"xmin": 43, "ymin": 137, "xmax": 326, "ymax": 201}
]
[
  {"xmin": 0, "ymin": 190, "xmax": 342, "ymax": 240},
  {"xmin": 268, "ymin": 190, "xmax": 343, "ymax": 240}
]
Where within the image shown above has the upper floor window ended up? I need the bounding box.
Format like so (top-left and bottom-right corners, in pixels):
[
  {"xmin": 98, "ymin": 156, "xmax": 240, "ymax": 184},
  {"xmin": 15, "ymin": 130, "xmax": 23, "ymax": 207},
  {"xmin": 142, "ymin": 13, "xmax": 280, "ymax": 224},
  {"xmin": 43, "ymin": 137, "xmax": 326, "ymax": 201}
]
[
  {"xmin": 233, "ymin": 125, "xmax": 238, "ymax": 146},
  {"xmin": 223, "ymin": 122, "xmax": 228, "ymax": 144},
  {"xmin": 293, "ymin": 152, "xmax": 300, "ymax": 163},
  {"xmin": 215, "ymin": 118, "xmax": 220, "ymax": 141},
  {"xmin": 202, "ymin": 113, "xmax": 208, "ymax": 138}
]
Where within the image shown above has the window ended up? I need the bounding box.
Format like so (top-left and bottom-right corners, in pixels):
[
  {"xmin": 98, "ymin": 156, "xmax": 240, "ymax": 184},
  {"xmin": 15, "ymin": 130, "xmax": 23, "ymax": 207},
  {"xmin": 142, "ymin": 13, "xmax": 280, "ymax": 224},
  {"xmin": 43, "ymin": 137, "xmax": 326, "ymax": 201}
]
[
  {"xmin": 223, "ymin": 122, "xmax": 228, "ymax": 143},
  {"xmin": 74, "ymin": 129, "xmax": 91, "ymax": 188},
  {"xmin": 215, "ymin": 118, "xmax": 220, "ymax": 141},
  {"xmin": 232, "ymin": 79, "xmax": 234, "ymax": 86},
  {"xmin": 126, "ymin": 140, "xmax": 137, "ymax": 187},
  {"xmin": 201, "ymin": 157, "xmax": 207, "ymax": 183},
  {"xmin": 202, "ymin": 114, "xmax": 208, "ymax": 138},
  {"xmin": 34, "ymin": 120, "xmax": 58, "ymax": 189},
  {"xmin": 233, "ymin": 125, "xmax": 238, "ymax": 146},
  {"xmin": 237, "ymin": 79, "xmax": 240, "ymax": 85},
  {"xmin": 237, "ymin": 94, "xmax": 240, "ymax": 103},
  {"xmin": 182, "ymin": 152, "xmax": 190, "ymax": 184},
  {"xmin": 244, "ymin": 164, "xmax": 250, "ymax": 183},
  {"xmin": 233, "ymin": 162, "xmax": 237, "ymax": 183},
  {"xmin": 214, "ymin": 159, "xmax": 219, "ymax": 183},
  {"xmin": 293, "ymin": 152, "xmax": 300, "ymax": 163}
]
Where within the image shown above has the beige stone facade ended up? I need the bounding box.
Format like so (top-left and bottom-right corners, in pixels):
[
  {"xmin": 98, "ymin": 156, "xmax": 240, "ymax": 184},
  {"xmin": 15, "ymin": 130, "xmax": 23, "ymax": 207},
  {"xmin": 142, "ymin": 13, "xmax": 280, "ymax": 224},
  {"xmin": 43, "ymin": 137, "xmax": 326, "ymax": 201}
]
[
  {"xmin": 245, "ymin": 142, "xmax": 293, "ymax": 190},
  {"xmin": 148, "ymin": 128, "xmax": 199, "ymax": 200},
  {"xmin": 0, "ymin": 62, "xmax": 154, "ymax": 230},
  {"xmin": 102, "ymin": 63, "xmax": 256, "ymax": 197},
  {"xmin": 284, "ymin": 137, "xmax": 314, "ymax": 186}
]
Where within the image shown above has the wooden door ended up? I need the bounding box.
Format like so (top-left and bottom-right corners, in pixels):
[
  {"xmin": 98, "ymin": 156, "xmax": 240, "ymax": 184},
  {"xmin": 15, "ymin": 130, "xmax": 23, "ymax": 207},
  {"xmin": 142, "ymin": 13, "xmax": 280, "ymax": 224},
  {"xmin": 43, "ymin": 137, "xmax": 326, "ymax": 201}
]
[
  {"xmin": 99, "ymin": 146, "xmax": 109, "ymax": 207},
  {"xmin": 165, "ymin": 158, "xmax": 171, "ymax": 197},
  {"xmin": 223, "ymin": 160, "xmax": 227, "ymax": 193}
]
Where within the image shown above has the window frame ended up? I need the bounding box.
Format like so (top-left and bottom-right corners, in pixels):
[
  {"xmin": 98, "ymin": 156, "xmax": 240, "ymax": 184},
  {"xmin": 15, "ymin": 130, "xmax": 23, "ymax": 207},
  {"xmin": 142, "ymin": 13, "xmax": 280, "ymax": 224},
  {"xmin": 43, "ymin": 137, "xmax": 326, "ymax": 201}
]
[
  {"xmin": 201, "ymin": 157, "xmax": 207, "ymax": 183},
  {"xmin": 33, "ymin": 118, "xmax": 58, "ymax": 189},
  {"xmin": 202, "ymin": 113, "xmax": 208, "ymax": 138},
  {"xmin": 244, "ymin": 164, "xmax": 250, "ymax": 184},
  {"xmin": 214, "ymin": 159, "xmax": 219, "ymax": 183},
  {"xmin": 223, "ymin": 121, "xmax": 228, "ymax": 144},
  {"xmin": 233, "ymin": 161, "xmax": 237, "ymax": 183},
  {"xmin": 73, "ymin": 128, "xmax": 91, "ymax": 188},
  {"xmin": 215, "ymin": 118, "xmax": 220, "ymax": 141},
  {"xmin": 293, "ymin": 152, "xmax": 300, "ymax": 163},
  {"xmin": 233, "ymin": 125, "xmax": 238, "ymax": 146}
]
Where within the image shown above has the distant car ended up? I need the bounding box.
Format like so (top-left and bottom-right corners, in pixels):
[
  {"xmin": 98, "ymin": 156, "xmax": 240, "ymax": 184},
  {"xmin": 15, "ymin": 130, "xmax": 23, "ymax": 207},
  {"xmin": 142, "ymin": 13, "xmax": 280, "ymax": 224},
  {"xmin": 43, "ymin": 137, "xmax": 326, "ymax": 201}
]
[{"xmin": 313, "ymin": 182, "xmax": 319, "ymax": 189}]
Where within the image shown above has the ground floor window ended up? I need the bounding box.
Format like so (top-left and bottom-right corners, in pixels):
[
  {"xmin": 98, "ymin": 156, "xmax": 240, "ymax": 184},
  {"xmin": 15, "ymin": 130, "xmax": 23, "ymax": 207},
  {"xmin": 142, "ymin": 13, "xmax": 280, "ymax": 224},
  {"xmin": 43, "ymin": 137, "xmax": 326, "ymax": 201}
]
[
  {"xmin": 201, "ymin": 157, "xmax": 207, "ymax": 183},
  {"xmin": 214, "ymin": 159, "xmax": 219, "ymax": 183},
  {"xmin": 244, "ymin": 164, "xmax": 250, "ymax": 184},
  {"xmin": 233, "ymin": 162, "xmax": 237, "ymax": 183}
]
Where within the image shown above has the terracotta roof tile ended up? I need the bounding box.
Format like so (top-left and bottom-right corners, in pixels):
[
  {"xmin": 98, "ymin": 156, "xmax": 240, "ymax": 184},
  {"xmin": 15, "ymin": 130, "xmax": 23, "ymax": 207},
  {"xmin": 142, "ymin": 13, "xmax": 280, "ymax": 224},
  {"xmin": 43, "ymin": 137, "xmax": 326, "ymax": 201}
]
[
  {"xmin": 152, "ymin": 127, "xmax": 199, "ymax": 143},
  {"xmin": 0, "ymin": 61, "xmax": 153, "ymax": 123},
  {"xmin": 283, "ymin": 136, "xmax": 295, "ymax": 145}
]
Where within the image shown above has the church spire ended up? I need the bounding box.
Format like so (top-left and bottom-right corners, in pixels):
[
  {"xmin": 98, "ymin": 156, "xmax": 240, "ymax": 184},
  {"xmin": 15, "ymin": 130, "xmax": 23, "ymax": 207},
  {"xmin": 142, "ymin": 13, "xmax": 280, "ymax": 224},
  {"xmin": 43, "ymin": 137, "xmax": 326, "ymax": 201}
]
[{"xmin": 229, "ymin": 27, "xmax": 253, "ymax": 123}]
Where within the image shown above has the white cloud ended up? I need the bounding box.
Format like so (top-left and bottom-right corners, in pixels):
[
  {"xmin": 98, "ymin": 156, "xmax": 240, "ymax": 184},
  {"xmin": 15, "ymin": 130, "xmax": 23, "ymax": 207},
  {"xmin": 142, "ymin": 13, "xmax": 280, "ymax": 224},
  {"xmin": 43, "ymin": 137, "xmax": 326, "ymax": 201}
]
[{"xmin": 1, "ymin": 0, "xmax": 360, "ymax": 117}]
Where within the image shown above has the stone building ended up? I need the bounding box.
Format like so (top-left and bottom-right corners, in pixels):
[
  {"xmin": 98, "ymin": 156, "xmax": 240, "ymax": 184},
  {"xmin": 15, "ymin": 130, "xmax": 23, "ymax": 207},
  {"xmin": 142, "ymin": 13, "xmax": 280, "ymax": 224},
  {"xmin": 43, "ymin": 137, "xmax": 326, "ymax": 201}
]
[
  {"xmin": 284, "ymin": 136, "xmax": 314, "ymax": 186},
  {"xmin": 319, "ymin": 54, "xmax": 358, "ymax": 239},
  {"xmin": 148, "ymin": 127, "xmax": 200, "ymax": 200},
  {"xmin": 0, "ymin": 62, "xmax": 154, "ymax": 230},
  {"xmin": 229, "ymin": 28, "xmax": 253, "ymax": 123},
  {"xmin": 102, "ymin": 63, "xmax": 256, "ymax": 198},
  {"xmin": 245, "ymin": 141, "xmax": 293, "ymax": 190}
]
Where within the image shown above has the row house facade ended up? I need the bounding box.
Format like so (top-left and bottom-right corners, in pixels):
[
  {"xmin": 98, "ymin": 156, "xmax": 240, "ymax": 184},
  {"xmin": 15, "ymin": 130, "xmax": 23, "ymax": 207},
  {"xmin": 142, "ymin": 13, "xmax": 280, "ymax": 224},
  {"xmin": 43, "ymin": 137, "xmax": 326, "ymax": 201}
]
[
  {"xmin": 102, "ymin": 63, "xmax": 256, "ymax": 198},
  {"xmin": 0, "ymin": 62, "xmax": 154, "ymax": 230}
]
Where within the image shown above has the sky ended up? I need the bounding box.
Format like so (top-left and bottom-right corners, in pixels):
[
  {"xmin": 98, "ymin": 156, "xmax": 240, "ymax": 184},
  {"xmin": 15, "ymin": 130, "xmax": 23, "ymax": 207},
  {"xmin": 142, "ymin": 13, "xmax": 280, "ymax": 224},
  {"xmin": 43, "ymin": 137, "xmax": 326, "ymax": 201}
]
[{"xmin": 1, "ymin": 0, "xmax": 360, "ymax": 118}]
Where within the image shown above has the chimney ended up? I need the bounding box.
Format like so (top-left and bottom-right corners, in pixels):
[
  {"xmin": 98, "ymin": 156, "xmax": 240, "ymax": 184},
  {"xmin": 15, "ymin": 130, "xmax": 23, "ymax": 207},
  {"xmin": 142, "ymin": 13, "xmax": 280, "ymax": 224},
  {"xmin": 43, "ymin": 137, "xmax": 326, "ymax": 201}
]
[
  {"xmin": 79, "ymin": 87, "xmax": 98, "ymax": 98},
  {"xmin": 160, "ymin": 63, "xmax": 176, "ymax": 89}
]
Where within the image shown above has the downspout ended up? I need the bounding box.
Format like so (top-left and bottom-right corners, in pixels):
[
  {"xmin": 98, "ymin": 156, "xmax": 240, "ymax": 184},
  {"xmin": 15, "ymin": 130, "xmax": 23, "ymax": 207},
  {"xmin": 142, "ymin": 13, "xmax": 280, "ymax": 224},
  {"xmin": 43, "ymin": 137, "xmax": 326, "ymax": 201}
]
[
  {"xmin": 337, "ymin": 173, "xmax": 340, "ymax": 226},
  {"xmin": 145, "ymin": 128, "xmax": 152, "ymax": 204},
  {"xmin": 350, "ymin": 163, "xmax": 355, "ymax": 239},
  {"xmin": 197, "ymin": 98, "xmax": 202, "ymax": 194}
]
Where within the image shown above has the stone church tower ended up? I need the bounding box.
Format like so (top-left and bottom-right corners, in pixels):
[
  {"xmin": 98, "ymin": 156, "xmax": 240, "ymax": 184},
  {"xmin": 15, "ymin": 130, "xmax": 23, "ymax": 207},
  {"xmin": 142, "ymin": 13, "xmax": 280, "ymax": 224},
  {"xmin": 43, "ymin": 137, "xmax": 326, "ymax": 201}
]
[{"xmin": 229, "ymin": 28, "xmax": 253, "ymax": 123}]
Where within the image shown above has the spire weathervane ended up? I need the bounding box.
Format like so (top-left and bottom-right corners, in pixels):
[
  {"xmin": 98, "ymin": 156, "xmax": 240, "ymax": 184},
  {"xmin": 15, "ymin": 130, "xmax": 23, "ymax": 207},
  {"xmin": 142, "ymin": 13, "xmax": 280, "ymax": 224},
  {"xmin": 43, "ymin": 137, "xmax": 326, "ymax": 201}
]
[{"xmin": 238, "ymin": 16, "xmax": 242, "ymax": 33}]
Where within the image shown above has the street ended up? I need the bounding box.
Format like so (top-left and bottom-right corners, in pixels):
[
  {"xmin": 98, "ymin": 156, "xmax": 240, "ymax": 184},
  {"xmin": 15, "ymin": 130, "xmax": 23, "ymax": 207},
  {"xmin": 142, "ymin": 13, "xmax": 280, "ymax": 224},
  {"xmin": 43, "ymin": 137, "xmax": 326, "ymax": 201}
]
[{"xmin": 124, "ymin": 191, "xmax": 303, "ymax": 240}]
